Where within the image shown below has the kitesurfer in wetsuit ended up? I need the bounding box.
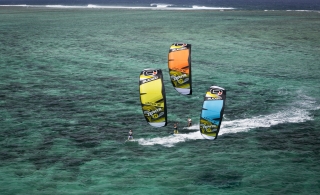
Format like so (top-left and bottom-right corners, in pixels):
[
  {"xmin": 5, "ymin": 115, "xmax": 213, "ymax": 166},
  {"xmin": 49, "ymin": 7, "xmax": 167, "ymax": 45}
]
[
  {"xmin": 128, "ymin": 130, "xmax": 133, "ymax": 140},
  {"xmin": 173, "ymin": 123, "xmax": 178, "ymax": 134}
]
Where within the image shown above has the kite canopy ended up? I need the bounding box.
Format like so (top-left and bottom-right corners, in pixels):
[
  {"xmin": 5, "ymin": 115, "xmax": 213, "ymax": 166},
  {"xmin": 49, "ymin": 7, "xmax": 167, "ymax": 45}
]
[
  {"xmin": 168, "ymin": 43, "xmax": 192, "ymax": 95},
  {"xmin": 139, "ymin": 69, "xmax": 167, "ymax": 127},
  {"xmin": 200, "ymin": 86, "xmax": 226, "ymax": 140}
]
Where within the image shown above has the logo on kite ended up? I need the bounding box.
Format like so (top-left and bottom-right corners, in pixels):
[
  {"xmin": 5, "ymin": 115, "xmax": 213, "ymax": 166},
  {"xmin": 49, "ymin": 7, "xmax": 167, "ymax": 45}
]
[
  {"xmin": 143, "ymin": 69, "xmax": 158, "ymax": 76},
  {"xmin": 153, "ymin": 70, "xmax": 157, "ymax": 75},
  {"xmin": 210, "ymin": 88, "xmax": 223, "ymax": 95}
]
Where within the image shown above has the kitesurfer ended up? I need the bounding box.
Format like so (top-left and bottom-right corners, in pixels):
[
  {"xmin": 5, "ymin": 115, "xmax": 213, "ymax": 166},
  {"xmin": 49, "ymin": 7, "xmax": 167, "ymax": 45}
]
[
  {"xmin": 173, "ymin": 123, "xmax": 178, "ymax": 134},
  {"xmin": 187, "ymin": 118, "xmax": 192, "ymax": 127},
  {"xmin": 128, "ymin": 130, "xmax": 133, "ymax": 140}
]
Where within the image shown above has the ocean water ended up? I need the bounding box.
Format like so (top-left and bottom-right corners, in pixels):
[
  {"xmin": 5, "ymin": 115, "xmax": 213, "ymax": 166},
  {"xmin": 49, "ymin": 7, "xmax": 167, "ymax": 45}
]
[{"xmin": 1, "ymin": 4, "xmax": 320, "ymax": 195}]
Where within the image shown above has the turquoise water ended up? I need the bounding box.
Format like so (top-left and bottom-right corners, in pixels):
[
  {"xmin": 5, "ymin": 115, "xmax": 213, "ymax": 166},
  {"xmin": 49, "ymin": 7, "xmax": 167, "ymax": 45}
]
[{"xmin": 1, "ymin": 7, "xmax": 320, "ymax": 194}]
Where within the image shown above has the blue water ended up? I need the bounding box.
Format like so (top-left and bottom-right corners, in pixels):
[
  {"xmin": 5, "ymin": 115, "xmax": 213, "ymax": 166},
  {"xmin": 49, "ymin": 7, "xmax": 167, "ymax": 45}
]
[{"xmin": 0, "ymin": 2, "xmax": 320, "ymax": 195}]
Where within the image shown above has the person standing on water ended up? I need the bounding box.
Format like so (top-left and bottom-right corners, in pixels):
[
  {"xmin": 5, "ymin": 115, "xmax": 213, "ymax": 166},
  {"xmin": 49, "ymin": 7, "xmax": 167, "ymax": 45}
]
[
  {"xmin": 187, "ymin": 118, "xmax": 192, "ymax": 127},
  {"xmin": 173, "ymin": 123, "xmax": 178, "ymax": 134},
  {"xmin": 128, "ymin": 130, "xmax": 133, "ymax": 140}
]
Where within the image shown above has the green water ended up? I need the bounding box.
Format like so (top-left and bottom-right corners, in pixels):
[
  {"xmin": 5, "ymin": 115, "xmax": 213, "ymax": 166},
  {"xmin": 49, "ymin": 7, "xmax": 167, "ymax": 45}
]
[{"xmin": 1, "ymin": 7, "xmax": 320, "ymax": 194}]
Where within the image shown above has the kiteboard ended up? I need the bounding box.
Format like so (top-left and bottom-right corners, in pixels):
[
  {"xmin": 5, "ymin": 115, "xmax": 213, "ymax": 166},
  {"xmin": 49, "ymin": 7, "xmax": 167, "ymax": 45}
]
[
  {"xmin": 171, "ymin": 133, "xmax": 183, "ymax": 136},
  {"xmin": 124, "ymin": 140, "xmax": 138, "ymax": 145}
]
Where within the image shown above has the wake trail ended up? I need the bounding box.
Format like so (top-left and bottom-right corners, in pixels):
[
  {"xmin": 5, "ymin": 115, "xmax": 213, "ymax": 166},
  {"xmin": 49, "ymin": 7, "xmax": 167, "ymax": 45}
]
[{"xmin": 137, "ymin": 97, "xmax": 319, "ymax": 147}]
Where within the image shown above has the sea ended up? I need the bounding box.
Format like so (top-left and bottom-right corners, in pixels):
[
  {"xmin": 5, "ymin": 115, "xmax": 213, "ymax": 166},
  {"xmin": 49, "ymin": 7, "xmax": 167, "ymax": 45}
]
[{"xmin": 0, "ymin": 0, "xmax": 320, "ymax": 194}]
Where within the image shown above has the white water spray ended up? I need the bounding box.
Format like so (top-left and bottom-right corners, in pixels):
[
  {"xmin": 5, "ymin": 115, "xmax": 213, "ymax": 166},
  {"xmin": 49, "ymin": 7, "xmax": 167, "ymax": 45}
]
[{"xmin": 138, "ymin": 97, "xmax": 319, "ymax": 147}]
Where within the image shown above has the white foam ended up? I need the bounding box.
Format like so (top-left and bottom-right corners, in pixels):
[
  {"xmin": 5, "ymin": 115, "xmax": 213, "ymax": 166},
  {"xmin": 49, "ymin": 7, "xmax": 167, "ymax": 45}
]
[
  {"xmin": 45, "ymin": 5, "xmax": 77, "ymax": 8},
  {"xmin": 220, "ymin": 108, "xmax": 311, "ymax": 135},
  {"xmin": 137, "ymin": 131, "xmax": 203, "ymax": 147},
  {"xmin": 150, "ymin": 3, "xmax": 173, "ymax": 8},
  {"xmin": 0, "ymin": 4, "xmax": 27, "ymax": 7},
  {"xmin": 286, "ymin": 10, "xmax": 320, "ymax": 13},
  {"xmin": 138, "ymin": 95, "xmax": 319, "ymax": 147},
  {"xmin": 87, "ymin": 4, "xmax": 98, "ymax": 8},
  {"xmin": 192, "ymin": 5, "xmax": 235, "ymax": 10},
  {"xmin": 0, "ymin": 4, "xmax": 236, "ymax": 10}
]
